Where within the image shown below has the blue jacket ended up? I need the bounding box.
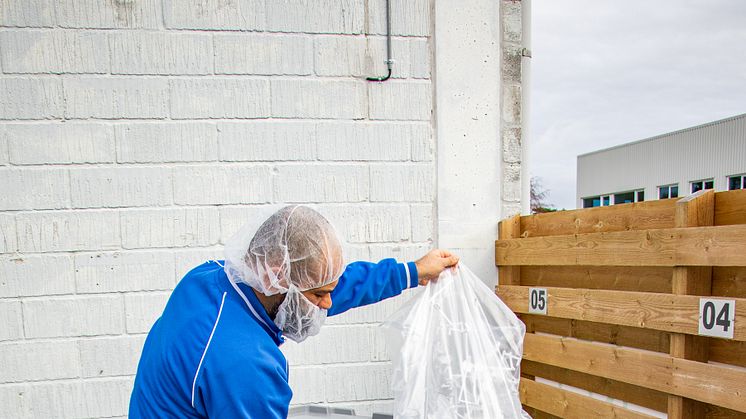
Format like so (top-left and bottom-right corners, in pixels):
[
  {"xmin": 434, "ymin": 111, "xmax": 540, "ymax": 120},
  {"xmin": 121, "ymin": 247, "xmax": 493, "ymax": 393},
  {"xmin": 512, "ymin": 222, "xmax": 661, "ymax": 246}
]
[{"xmin": 129, "ymin": 259, "xmax": 419, "ymax": 418}]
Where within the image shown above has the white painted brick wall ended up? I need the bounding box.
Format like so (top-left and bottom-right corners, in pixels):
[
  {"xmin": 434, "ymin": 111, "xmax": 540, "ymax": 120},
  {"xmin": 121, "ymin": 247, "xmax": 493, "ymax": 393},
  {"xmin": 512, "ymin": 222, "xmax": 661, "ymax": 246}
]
[
  {"xmin": 271, "ymin": 79, "xmax": 367, "ymax": 119},
  {"xmin": 0, "ymin": 30, "xmax": 109, "ymax": 74},
  {"xmin": 218, "ymin": 121, "xmax": 317, "ymax": 161},
  {"xmin": 370, "ymin": 164, "xmax": 435, "ymax": 202},
  {"xmin": 0, "ymin": 213, "xmax": 18, "ymax": 253},
  {"xmin": 411, "ymin": 204, "xmax": 435, "ymax": 242},
  {"xmin": 0, "ymin": 77, "xmax": 64, "ymax": 119},
  {"xmin": 0, "ymin": 254, "xmax": 75, "ymax": 297},
  {"xmin": 0, "ymin": 168, "xmax": 70, "ymax": 210},
  {"xmin": 368, "ymin": 0, "xmax": 431, "ymax": 36},
  {"xmin": 0, "ymin": 301, "xmax": 24, "ymax": 341},
  {"xmin": 79, "ymin": 335, "xmax": 147, "ymax": 378},
  {"xmin": 4, "ymin": 123, "xmax": 116, "ymax": 165},
  {"xmin": 287, "ymin": 367, "xmax": 327, "ymax": 404},
  {"xmin": 265, "ymin": 0, "xmax": 364, "ymax": 34},
  {"xmin": 214, "ymin": 34, "xmax": 314, "ymax": 76},
  {"xmin": 369, "ymin": 81, "xmax": 432, "ymax": 121},
  {"xmin": 116, "ymin": 122, "xmax": 218, "ymax": 163},
  {"xmin": 0, "ymin": 377, "xmax": 134, "ymax": 419},
  {"xmin": 162, "ymin": 0, "xmax": 265, "ymax": 30},
  {"xmin": 274, "ymin": 164, "xmax": 370, "ymax": 202},
  {"xmin": 64, "ymin": 77, "xmax": 170, "ymax": 119},
  {"xmin": 16, "ymin": 210, "xmax": 121, "ymax": 252},
  {"xmin": 0, "ymin": 0, "xmax": 56, "ymax": 27},
  {"xmin": 56, "ymin": 0, "xmax": 162, "ymax": 29},
  {"xmin": 172, "ymin": 165, "xmax": 273, "ymax": 204},
  {"xmin": 170, "ymin": 78, "xmax": 271, "ymax": 119},
  {"xmin": 314, "ymin": 35, "xmax": 431, "ymax": 80},
  {"xmin": 321, "ymin": 204, "xmax": 411, "ymax": 243},
  {"xmin": 120, "ymin": 207, "xmax": 221, "ymax": 249},
  {"xmin": 314, "ymin": 36, "xmax": 368, "ymax": 77},
  {"xmin": 110, "ymin": 32, "xmax": 213, "ymax": 76},
  {"xmin": 23, "ymin": 295, "xmax": 125, "ymax": 338},
  {"xmin": 368, "ymin": 243, "xmax": 431, "ymax": 264},
  {"xmin": 316, "ymin": 122, "xmax": 416, "ymax": 161},
  {"xmin": 74, "ymin": 251, "xmax": 176, "ymax": 293},
  {"xmin": 283, "ymin": 326, "xmax": 373, "ymax": 366},
  {"xmin": 70, "ymin": 167, "xmax": 174, "ymax": 208},
  {"xmin": 0, "ymin": 340, "xmax": 81, "ymax": 382},
  {"xmin": 0, "ymin": 1, "xmax": 447, "ymax": 416},
  {"xmin": 0, "ymin": 133, "xmax": 8, "ymax": 165},
  {"xmin": 325, "ymin": 363, "xmax": 392, "ymax": 402}
]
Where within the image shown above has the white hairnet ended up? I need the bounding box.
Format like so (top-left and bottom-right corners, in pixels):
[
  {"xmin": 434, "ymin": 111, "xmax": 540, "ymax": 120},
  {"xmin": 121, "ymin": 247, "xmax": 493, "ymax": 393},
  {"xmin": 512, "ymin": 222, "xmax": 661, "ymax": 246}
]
[
  {"xmin": 275, "ymin": 286, "xmax": 328, "ymax": 342},
  {"xmin": 224, "ymin": 205, "xmax": 345, "ymax": 296}
]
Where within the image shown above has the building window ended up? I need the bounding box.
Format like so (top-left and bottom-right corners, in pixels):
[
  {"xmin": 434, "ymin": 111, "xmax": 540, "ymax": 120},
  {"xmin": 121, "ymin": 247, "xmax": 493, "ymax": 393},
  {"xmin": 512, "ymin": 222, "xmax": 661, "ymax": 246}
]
[
  {"xmin": 582, "ymin": 194, "xmax": 611, "ymax": 208},
  {"xmin": 614, "ymin": 191, "xmax": 634, "ymax": 204},
  {"xmin": 691, "ymin": 179, "xmax": 714, "ymax": 194},
  {"xmin": 613, "ymin": 189, "xmax": 644, "ymax": 205},
  {"xmin": 658, "ymin": 184, "xmax": 679, "ymax": 199},
  {"xmin": 728, "ymin": 174, "xmax": 746, "ymax": 190},
  {"xmin": 583, "ymin": 197, "xmax": 597, "ymax": 208},
  {"xmin": 583, "ymin": 191, "xmax": 642, "ymax": 208}
]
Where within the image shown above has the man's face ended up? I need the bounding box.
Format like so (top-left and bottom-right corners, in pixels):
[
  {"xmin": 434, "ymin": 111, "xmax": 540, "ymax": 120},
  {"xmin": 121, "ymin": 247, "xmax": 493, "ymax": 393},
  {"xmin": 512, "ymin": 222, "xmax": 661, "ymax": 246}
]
[
  {"xmin": 300, "ymin": 245, "xmax": 343, "ymax": 310},
  {"xmin": 301, "ymin": 280, "xmax": 338, "ymax": 310}
]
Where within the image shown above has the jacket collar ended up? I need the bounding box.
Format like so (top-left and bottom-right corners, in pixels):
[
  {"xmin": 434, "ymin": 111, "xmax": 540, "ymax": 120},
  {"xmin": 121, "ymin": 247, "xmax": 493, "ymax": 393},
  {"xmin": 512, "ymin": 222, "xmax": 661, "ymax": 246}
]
[{"xmin": 217, "ymin": 261, "xmax": 285, "ymax": 346}]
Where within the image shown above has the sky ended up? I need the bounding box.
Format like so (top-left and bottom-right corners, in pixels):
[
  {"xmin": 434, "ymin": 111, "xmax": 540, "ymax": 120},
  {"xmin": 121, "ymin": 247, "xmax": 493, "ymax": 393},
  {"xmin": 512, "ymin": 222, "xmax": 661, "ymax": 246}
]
[{"xmin": 530, "ymin": 0, "xmax": 746, "ymax": 209}]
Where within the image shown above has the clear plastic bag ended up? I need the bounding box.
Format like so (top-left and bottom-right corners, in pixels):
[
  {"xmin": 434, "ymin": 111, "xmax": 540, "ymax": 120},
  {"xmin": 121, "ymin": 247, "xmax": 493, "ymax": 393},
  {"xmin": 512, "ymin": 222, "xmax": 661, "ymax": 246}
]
[{"xmin": 383, "ymin": 264, "xmax": 530, "ymax": 419}]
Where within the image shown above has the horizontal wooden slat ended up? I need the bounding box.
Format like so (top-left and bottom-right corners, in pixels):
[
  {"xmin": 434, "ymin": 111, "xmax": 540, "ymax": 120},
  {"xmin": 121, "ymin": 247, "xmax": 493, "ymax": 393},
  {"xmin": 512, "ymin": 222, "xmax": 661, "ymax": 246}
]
[
  {"xmin": 521, "ymin": 314, "xmax": 670, "ymax": 353},
  {"xmin": 715, "ymin": 189, "xmax": 746, "ymax": 226},
  {"xmin": 517, "ymin": 189, "xmax": 746, "ymax": 237},
  {"xmin": 500, "ymin": 286, "xmax": 746, "ymax": 341},
  {"xmin": 519, "ymin": 377, "xmax": 657, "ymax": 419},
  {"xmin": 496, "ymin": 224, "xmax": 746, "ymax": 266},
  {"xmin": 520, "ymin": 199, "xmax": 677, "ymax": 237},
  {"xmin": 523, "ymin": 406, "xmax": 561, "ymax": 419},
  {"xmin": 520, "ymin": 266, "xmax": 672, "ymax": 293},
  {"xmin": 705, "ymin": 404, "xmax": 746, "ymax": 418},
  {"xmin": 521, "ymin": 360, "xmax": 668, "ymax": 412},
  {"xmin": 524, "ymin": 334, "xmax": 746, "ymax": 413}
]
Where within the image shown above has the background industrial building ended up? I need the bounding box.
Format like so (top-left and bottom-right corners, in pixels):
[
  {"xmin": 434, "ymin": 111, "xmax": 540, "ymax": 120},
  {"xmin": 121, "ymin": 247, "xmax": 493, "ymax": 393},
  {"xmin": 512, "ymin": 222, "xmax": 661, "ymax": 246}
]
[
  {"xmin": 577, "ymin": 113, "xmax": 746, "ymax": 209},
  {"xmin": 0, "ymin": 0, "xmax": 529, "ymax": 416}
]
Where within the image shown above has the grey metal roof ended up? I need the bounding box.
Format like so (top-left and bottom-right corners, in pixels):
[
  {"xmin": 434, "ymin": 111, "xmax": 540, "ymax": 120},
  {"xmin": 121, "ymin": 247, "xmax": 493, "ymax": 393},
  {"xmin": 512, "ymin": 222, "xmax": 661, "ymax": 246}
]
[{"xmin": 578, "ymin": 112, "xmax": 746, "ymax": 158}]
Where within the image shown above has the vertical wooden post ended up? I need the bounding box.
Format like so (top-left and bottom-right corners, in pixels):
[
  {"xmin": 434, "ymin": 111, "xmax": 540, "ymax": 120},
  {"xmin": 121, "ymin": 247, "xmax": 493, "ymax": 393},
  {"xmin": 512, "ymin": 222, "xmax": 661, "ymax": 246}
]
[
  {"xmin": 667, "ymin": 190, "xmax": 714, "ymax": 419},
  {"xmin": 497, "ymin": 214, "xmax": 522, "ymax": 287},
  {"xmin": 498, "ymin": 214, "xmax": 536, "ymax": 393}
]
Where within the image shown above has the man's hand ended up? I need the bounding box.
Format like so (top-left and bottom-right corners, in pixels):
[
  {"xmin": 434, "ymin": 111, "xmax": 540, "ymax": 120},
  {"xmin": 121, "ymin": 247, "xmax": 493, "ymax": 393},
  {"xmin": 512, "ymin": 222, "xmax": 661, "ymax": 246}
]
[{"xmin": 414, "ymin": 249, "xmax": 459, "ymax": 286}]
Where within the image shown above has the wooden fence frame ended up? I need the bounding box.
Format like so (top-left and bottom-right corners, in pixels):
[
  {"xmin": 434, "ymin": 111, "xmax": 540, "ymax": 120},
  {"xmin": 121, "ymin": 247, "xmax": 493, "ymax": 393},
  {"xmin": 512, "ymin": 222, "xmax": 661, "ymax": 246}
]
[{"xmin": 495, "ymin": 189, "xmax": 746, "ymax": 418}]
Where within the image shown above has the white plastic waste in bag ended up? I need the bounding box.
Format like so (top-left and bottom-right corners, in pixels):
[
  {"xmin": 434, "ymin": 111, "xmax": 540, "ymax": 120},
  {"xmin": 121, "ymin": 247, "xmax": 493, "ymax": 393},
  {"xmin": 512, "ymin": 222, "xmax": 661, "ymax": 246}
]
[{"xmin": 383, "ymin": 264, "xmax": 530, "ymax": 419}]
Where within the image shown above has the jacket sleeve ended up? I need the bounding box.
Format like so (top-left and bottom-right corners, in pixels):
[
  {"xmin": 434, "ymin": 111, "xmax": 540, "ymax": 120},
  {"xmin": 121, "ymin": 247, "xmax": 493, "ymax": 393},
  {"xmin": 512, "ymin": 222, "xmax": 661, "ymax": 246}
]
[{"xmin": 327, "ymin": 259, "xmax": 418, "ymax": 316}]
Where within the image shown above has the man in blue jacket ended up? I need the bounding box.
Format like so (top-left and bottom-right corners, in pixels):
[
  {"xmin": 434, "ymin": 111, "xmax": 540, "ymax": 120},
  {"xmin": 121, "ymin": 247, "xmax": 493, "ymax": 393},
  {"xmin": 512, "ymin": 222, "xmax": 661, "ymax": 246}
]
[{"xmin": 129, "ymin": 205, "xmax": 459, "ymax": 418}]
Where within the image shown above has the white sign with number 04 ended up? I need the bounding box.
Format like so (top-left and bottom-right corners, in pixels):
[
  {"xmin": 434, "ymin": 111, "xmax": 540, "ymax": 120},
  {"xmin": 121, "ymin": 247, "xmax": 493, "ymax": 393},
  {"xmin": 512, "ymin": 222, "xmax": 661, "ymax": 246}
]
[{"xmin": 698, "ymin": 298, "xmax": 736, "ymax": 339}]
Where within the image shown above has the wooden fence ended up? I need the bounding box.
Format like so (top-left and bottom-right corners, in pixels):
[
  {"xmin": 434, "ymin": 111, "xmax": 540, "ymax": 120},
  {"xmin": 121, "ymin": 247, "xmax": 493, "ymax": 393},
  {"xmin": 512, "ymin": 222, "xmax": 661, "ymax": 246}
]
[{"xmin": 495, "ymin": 189, "xmax": 746, "ymax": 418}]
